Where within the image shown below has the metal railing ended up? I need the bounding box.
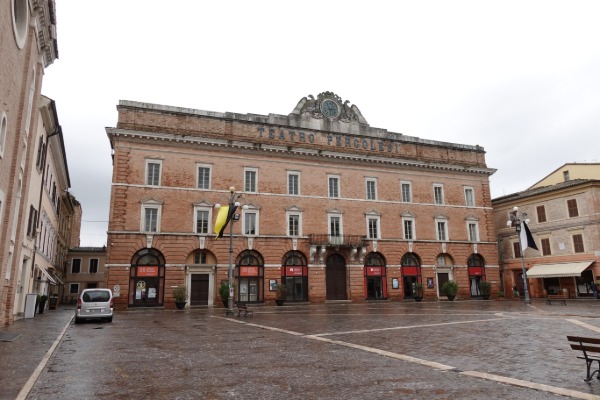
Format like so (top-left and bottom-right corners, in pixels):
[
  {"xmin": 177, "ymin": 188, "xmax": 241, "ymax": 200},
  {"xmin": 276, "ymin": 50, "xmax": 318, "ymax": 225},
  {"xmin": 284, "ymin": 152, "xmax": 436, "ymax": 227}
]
[{"xmin": 307, "ymin": 234, "xmax": 366, "ymax": 247}]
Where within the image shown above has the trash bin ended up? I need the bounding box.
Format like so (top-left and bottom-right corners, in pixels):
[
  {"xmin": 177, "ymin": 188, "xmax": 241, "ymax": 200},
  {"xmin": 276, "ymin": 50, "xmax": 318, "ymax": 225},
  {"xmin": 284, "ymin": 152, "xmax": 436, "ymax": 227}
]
[
  {"xmin": 49, "ymin": 295, "xmax": 58, "ymax": 310},
  {"xmin": 24, "ymin": 294, "xmax": 37, "ymax": 318}
]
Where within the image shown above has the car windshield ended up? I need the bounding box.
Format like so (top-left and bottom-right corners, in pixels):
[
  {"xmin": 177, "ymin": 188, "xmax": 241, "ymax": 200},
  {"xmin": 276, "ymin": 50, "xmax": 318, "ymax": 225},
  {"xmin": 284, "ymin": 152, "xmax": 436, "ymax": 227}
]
[{"xmin": 82, "ymin": 291, "xmax": 110, "ymax": 302}]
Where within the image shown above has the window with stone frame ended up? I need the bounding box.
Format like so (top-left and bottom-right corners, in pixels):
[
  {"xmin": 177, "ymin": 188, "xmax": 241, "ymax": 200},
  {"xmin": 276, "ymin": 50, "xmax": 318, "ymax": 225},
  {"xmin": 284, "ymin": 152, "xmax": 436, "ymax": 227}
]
[
  {"xmin": 536, "ymin": 205, "xmax": 547, "ymax": 223},
  {"xmin": 367, "ymin": 216, "xmax": 380, "ymax": 239},
  {"xmin": 366, "ymin": 178, "xmax": 377, "ymax": 200},
  {"xmin": 288, "ymin": 172, "xmax": 299, "ymax": 195},
  {"xmin": 433, "ymin": 184, "xmax": 444, "ymax": 205},
  {"xmin": 328, "ymin": 176, "xmax": 340, "ymax": 198},
  {"xmin": 573, "ymin": 234, "xmax": 584, "ymax": 253},
  {"xmin": 89, "ymin": 258, "xmax": 99, "ymax": 274},
  {"xmin": 244, "ymin": 168, "xmax": 258, "ymax": 193},
  {"xmin": 567, "ymin": 199, "xmax": 579, "ymax": 218},
  {"xmin": 403, "ymin": 218, "xmax": 414, "ymax": 240},
  {"xmin": 72, "ymin": 259, "xmax": 81, "ymax": 274},
  {"xmin": 146, "ymin": 160, "xmax": 161, "ymax": 186},
  {"xmin": 436, "ymin": 220, "xmax": 447, "ymax": 241},
  {"xmin": 513, "ymin": 242, "xmax": 522, "ymax": 258},
  {"xmin": 197, "ymin": 165, "xmax": 211, "ymax": 189},
  {"xmin": 541, "ymin": 238, "xmax": 551, "ymax": 256},
  {"xmin": 195, "ymin": 209, "xmax": 210, "ymax": 234},
  {"xmin": 401, "ymin": 182, "xmax": 412, "ymax": 203},
  {"xmin": 464, "ymin": 187, "xmax": 475, "ymax": 207},
  {"xmin": 288, "ymin": 214, "xmax": 300, "ymax": 236}
]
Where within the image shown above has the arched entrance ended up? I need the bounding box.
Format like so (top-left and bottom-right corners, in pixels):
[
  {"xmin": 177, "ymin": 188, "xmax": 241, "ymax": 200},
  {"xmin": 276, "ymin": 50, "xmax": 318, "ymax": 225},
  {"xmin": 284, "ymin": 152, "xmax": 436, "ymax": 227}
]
[
  {"xmin": 468, "ymin": 254, "xmax": 486, "ymax": 297},
  {"xmin": 326, "ymin": 254, "xmax": 347, "ymax": 300},
  {"xmin": 401, "ymin": 252, "xmax": 421, "ymax": 299},
  {"xmin": 364, "ymin": 252, "xmax": 387, "ymax": 300},
  {"xmin": 129, "ymin": 248, "xmax": 165, "ymax": 307},
  {"xmin": 282, "ymin": 251, "xmax": 308, "ymax": 302}
]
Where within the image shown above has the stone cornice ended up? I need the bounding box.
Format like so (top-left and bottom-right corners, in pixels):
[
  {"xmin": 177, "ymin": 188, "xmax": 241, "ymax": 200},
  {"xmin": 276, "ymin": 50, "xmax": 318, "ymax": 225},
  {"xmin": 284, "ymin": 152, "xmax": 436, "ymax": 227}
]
[
  {"xmin": 106, "ymin": 127, "xmax": 496, "ymax": 176},
  {"xmin": 33, "ymin": 0, "xmax": 58, "ymax": 66},
  {"xmin": 116, "ymin": 100, "xmax": 486, "ymax": 153}
]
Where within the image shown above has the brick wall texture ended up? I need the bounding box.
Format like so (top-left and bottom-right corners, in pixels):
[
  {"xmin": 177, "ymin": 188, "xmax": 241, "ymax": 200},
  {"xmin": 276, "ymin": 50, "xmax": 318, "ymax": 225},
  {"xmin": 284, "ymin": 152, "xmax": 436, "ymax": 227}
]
[{"xmin": 106, "ymin": 100, "xmax": 500, "ymax": 310}]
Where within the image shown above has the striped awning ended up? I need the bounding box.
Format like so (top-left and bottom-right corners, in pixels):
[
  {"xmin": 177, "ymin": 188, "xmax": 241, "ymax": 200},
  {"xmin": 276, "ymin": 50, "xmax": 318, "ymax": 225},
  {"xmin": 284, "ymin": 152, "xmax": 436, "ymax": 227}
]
[
  {"xmin": 35, "ymin": 265, "xmax": 57, "ymax": 285},
  {"xmin": 527, "ymin": 261, "xmax": 594, "ymax": 278}
]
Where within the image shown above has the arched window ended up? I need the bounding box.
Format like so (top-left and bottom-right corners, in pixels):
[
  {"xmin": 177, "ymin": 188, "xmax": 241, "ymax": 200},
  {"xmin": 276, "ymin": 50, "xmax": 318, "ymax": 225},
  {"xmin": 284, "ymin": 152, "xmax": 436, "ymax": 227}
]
[
  {"xmin": 129, "ymin": 248, "xmax": 165, "ymax": 307},
  {"xmin": 282, "ymin": 251, "xmax": 308, "ymax": 302},
  {"xmin": 467, "ymin": 254, "xmax": 486, "ymax": 297},
  {"xmin": 364, "ymin": 252, "xmax": 386, "ymax": 300},
  {"xmin": 401, "ymin": 253, "xmax": 421, "ymax": 298},
  {"xmin": 236, "ymin": 250, "xmax": 264, "ymax": 303}
]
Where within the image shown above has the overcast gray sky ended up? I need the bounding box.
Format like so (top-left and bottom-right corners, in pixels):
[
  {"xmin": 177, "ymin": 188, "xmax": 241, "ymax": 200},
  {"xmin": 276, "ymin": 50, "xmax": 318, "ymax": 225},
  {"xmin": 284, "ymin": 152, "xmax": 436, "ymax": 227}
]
[{"xmin": 42, "ymin": 0, "xmax": 600, "ymax": 247}]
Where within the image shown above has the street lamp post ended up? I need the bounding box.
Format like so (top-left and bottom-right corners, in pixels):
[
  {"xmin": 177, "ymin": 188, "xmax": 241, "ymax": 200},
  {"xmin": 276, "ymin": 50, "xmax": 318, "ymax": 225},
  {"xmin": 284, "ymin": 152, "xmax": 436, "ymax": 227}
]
[
  {"xmin": 507, "ymin": 206, "xmax": 531, "ymax": 305},
  {"xmin": 215, "ymin": 187, "xmax": 245, "ymax": 316}
]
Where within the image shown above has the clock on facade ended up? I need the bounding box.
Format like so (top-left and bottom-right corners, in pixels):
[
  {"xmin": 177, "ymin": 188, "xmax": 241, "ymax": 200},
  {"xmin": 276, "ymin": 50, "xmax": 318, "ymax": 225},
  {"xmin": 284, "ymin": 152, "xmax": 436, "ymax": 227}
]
[{"xmin": 320, "ymin": 99, "xmax": 340, "ymax": 118}]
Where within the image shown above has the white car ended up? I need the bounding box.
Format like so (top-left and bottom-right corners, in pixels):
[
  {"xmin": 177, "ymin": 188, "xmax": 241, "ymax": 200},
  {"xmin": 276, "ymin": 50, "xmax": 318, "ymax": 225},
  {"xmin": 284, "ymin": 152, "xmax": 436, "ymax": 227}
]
[{"xmin": 75, "ymin": 288, "xmax": 113, "ymax": 323}]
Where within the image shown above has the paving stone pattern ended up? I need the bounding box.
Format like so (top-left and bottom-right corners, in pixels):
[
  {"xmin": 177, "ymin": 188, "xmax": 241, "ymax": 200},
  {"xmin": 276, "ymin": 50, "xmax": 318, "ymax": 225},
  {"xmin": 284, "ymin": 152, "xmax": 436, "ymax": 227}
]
[{"xmin": 6, "ymin": 300, "xmax": 600, "ymax": 399}]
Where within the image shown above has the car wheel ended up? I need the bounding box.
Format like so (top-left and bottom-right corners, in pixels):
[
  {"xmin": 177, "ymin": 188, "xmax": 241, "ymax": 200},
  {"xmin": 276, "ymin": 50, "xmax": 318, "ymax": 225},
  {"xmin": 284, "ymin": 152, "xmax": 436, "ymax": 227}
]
[
  {"xmin": 74, "ymin": 317, "xmax": 80, "ymax": 324},
  {"xmin": 107, "ymin": 317, "xmax": 113, "ymax": 323}
]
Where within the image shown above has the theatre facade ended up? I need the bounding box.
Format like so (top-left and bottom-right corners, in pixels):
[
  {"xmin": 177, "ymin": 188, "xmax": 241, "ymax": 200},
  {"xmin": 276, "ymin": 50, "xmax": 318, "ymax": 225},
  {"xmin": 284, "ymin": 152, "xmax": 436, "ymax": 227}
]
[{"xmin": 105, "ymin": 92, "xmax": 499, "ymax": 309}]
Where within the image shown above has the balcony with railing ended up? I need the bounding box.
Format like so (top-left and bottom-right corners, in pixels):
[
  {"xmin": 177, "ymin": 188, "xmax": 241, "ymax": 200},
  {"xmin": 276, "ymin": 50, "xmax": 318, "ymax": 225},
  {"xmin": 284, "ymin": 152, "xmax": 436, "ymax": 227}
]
[{"xmin": 307, "ymin": 234, "xmax": 366, "ymax": 247}]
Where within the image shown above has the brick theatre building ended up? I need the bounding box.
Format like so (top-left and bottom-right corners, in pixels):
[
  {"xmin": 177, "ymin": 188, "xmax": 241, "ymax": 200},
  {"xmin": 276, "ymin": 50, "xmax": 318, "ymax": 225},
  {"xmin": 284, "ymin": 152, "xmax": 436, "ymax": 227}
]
[{"xmin": 105, "ymin": 92, "xmax": 499, "ymax": 309}]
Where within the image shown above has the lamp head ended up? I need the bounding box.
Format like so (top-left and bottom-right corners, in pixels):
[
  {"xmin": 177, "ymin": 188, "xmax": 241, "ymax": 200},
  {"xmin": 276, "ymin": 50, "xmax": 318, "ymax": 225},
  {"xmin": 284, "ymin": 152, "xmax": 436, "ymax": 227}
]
[
  {"xmin": 229, "ymin": 186, "xmax": 236, "ymax": 194},
  {"xmin": 234, "ymin": 201, "xmax": 240, "ymax": 207},
  {"xmin": 215, "ymin": 203, "xmax": 221, "ymax": 209},
  {"xmin": 513, "ymin": 206, "xmax": 519, "ymax": 212},
  {"xmin": 506, "ymin": 220, "xmax": 512, "ymax": 227}
]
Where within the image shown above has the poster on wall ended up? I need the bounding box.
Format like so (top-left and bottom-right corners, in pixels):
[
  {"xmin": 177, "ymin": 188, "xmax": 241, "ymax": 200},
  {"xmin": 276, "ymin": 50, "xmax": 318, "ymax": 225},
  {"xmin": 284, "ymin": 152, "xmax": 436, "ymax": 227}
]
[
  {"xmin": 148, "ymin": 288, "xmax": 156, "ymax": 299},
  {"xmin": 427, "ymin": 278, "xmax": 434, "ymax": 288},
  {"xmin": 392, "ymin": 278, "xmax": 399, "ymax": 289}
]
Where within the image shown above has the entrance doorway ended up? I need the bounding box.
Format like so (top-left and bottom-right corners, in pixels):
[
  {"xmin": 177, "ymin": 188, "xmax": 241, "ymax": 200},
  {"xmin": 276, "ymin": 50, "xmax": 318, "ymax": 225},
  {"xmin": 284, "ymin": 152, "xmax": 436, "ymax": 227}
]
[
  {"xmin": 326, "ymin": 254, "xmax": 347, "ymax": 300},
  {"xmin": 437, "ymin": 272, "xmax": 449, "ymax": 297},
  {"xmin": 190, "ymin": 274, "xmax": 209, "ymax": 306}
]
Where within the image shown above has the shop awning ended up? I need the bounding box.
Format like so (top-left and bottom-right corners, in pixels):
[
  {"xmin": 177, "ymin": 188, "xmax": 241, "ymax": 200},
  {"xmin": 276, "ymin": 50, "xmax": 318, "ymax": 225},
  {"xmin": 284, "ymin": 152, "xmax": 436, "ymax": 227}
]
[
  {"xmin": 35, "ymin": 265, "xmax": 57, "ymax": 285},
  {"xmin": 527, "ymin": 261, "xmax": 594, "ymax": 278}
]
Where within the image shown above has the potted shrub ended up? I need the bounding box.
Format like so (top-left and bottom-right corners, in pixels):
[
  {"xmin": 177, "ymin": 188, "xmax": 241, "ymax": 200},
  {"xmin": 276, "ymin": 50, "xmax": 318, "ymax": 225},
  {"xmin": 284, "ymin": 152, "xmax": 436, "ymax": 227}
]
[
  {"xmin": 172, "ymin": 286, "xmax": 188, "ymax": 309},
  {"xmin": 442, "ymin": 280, "xmax": 458, "ymax": 301},
  {"xmin": 497, "ymin": 291, "xmax": 505, "ymax": 300},
  {"xmin": 479, "ymin": 281, "xmax": 491, "ymax": 300},
  {"xmin": 412, "ymin": 282, "xmax": 424, "ymax": 302},
  {"xmin": 37, "ymin": 295, "xmax": 48, "ymax": 314},
  {"xmin": 219, "ymin": 282, "xmax": 231, "ymax": 308},
  {"xmin": 275, "ymin": 284, "xmax": 287, "ymax": 306}
]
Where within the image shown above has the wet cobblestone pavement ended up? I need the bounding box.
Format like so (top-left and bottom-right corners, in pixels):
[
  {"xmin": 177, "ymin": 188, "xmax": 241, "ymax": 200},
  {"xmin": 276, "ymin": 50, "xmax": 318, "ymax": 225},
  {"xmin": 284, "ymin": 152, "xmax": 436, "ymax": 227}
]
[{"xmin": 4, "ymin": 300, "xmax": 600, "ymax": 399}]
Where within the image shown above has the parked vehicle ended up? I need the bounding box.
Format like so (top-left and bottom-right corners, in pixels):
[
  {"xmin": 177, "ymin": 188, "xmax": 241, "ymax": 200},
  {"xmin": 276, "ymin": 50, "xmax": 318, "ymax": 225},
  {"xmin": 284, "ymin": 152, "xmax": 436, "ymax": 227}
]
[{"xmin": 75, "ymin": 289, "xmax": 113, "ymax": 323}]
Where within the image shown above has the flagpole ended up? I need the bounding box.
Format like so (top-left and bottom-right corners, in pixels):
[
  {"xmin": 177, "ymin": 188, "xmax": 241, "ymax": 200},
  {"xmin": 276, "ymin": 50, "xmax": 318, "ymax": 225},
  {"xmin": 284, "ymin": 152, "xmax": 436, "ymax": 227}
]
[
  {"xmin": 507, "ymin": 207, "xmax": 531, "ymax": 305},
  {"xmin": 216, "ymin": 187, "xmax": 244, "ymax": 316}
]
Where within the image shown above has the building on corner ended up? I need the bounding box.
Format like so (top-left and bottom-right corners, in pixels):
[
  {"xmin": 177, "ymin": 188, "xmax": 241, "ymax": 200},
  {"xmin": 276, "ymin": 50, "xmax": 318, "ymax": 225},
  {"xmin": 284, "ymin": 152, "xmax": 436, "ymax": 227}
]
[
  {"xmin": 105, "ymin": 92, "xmax": 499, "ymax": 310},
  {"xmin": 493, "ymin": 163, "xmax": 600, "ymax": 299}
]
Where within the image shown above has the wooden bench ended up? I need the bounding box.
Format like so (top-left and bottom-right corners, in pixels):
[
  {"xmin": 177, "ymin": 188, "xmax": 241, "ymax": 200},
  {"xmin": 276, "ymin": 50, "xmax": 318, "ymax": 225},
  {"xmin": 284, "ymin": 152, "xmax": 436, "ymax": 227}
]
[
  {"xmin": 567, "ymin": 336, "xmax": 600, "ymax": 381},
  {"xmin": 236, "ymin": 302, "xmax": 253, "ymax": 317},
  {"xmin": 546, "ymin": 293, "xmax": 567, "ymax": 305}
]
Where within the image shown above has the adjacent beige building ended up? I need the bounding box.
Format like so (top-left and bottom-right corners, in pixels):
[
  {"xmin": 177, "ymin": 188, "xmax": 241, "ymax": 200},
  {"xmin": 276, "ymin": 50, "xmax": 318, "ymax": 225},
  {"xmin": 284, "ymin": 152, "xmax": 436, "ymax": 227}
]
[
  {"xmin": 64, "ymin": 247, "xmax": 108, "ymax": 304},
  {"xmin": 493, "ymin": 166, "xmax": 600, "ymax": 299}
]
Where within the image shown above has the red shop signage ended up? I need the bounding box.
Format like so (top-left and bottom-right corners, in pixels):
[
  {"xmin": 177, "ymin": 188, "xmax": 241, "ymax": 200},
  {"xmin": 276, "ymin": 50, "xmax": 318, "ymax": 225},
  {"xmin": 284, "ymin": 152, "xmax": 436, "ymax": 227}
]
[
  {"xmin": 468, "ymin": 266, "xmax": 484, "ymax": 276},
  {"xmin": 366, "ymin": 266, "xmax": 382, "ymax": 276},
  {"xmin": 285, "ymin": 266, "xmax": 304, "ymax": 276},
  {"xmin": 137, "ymin": 266, "xmax": 158, "ymax": 277}
]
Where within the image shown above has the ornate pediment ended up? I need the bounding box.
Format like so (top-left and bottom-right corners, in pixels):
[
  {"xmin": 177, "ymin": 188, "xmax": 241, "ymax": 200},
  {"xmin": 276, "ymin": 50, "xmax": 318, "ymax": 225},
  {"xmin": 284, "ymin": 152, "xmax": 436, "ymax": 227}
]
[{"xmin": 289, "ymin": 92, "xmax": 368, "ymax": 125}]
